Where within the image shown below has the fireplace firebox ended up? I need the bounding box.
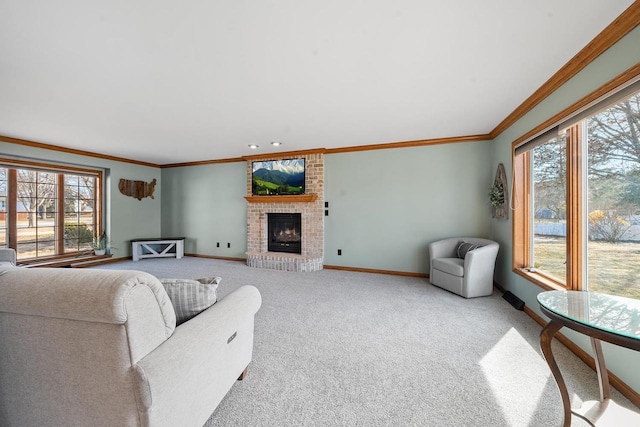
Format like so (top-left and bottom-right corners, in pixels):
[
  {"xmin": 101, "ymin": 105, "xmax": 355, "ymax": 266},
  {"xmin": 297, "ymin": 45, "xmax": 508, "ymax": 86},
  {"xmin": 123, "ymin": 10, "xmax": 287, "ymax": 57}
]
[{"xmin": 268, "ymin": 213, "xmax": 302, "ymax": 254}]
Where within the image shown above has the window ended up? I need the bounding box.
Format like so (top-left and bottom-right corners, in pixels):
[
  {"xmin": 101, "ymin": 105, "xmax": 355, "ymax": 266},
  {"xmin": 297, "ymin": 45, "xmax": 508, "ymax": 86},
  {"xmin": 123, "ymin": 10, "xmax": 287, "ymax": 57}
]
[
  {"xmin": 586, "ymin": 93, "xmax": 640, "ymax": 298},
  {"xmin": 64, "ymin": 174, "xmax": 99, "ymax": 253},
  {"xmin": 513, "ymin": 77, "xmax": 640, "ymax": 299},
  {"xmin": 531, "ymin": 133, "xmax": 568, "ymax": 283},
  {"xmin": 0, "ymin": 160, "xmax": 102, "ymax": 261}
]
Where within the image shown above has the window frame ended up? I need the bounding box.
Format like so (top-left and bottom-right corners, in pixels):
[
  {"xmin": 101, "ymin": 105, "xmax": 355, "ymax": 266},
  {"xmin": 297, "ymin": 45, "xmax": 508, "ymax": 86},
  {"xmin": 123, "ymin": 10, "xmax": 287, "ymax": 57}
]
[
  {"xmin": 0, "ymin": 157, "xmax": 103, "ymax": 262},
  {"xmin": 512, "ymin": 64, "xmax": 640, "ymax": 292},
  {"xmin": 513, "ymin": 139, "xmax": 582, "ymax": 291}
]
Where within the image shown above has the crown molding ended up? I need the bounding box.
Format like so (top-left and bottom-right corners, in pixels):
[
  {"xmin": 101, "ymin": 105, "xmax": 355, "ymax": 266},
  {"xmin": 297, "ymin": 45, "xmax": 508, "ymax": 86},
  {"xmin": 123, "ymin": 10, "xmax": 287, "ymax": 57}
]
[
  {"xmin": 241, "ymin": 148, "xmax": 327, "ymax": 162},
  {"xmin": 490, "ymin": 2, "xmax": 640, "ymax": 140},
  {"xmin": 324, "ymin": 134, "xmax": 490, "ymax": 154},
  {"xmin": 0, "ymin": 134, "xmax": 159, "ymax": 168},
  {"xmin": 511, "ymin": 61, "xmax": 640, "ymax": 151},
  {"xmin": 160, "ymin": 157, "xmax": 245, "ymax": 168}
]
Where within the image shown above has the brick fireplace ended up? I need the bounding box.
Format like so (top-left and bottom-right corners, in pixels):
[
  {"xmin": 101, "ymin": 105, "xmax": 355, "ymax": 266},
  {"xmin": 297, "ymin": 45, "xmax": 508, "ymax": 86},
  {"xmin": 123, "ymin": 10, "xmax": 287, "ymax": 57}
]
[{"xmin": 245, "ymin": 151, "xmax": 324, "ymax": 272}]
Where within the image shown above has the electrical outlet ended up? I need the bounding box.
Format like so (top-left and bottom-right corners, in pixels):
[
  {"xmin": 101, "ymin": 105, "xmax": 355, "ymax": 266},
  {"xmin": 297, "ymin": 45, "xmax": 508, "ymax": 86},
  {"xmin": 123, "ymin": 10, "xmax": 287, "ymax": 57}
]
[
  {"xmin": 227, "ymin": 243, "xmax": 231, "ymax": 248},
  {"xmin": 338, "ymin": 249, "xmax": 342, "ymax": 256},
  {"xmin": 216, "ymin": 242, "xmax": 220, "ymax": 247}
]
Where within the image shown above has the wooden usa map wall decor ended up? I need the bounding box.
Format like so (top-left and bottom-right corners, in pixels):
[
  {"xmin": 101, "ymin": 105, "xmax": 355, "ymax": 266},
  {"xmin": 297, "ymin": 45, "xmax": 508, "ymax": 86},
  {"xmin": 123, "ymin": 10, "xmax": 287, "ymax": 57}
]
[{"xmin": 119, "ymin": 178, "xmax": 157, "ymax": 201}]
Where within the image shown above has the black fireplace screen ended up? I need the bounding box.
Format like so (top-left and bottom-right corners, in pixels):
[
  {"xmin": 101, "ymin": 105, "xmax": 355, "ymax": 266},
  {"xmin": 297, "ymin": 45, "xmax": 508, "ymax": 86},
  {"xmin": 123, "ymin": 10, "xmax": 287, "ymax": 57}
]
[{"xmin": 268, "ymin": 213, "xmax": 302, "ymax": 254}]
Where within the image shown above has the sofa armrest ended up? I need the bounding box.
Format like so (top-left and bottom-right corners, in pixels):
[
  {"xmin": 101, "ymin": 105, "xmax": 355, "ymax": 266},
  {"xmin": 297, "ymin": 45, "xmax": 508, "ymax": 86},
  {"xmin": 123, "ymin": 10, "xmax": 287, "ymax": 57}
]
[{"xmin": 133, "ymin": 285, "xmax": 262, "ymax": 427}]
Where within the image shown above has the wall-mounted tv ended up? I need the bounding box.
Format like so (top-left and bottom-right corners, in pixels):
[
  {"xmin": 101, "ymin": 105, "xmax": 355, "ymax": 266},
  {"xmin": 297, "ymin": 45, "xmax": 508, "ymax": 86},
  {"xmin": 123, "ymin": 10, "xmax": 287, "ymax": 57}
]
[{"xmin": 252, "ymin": 158, "xmax": 305, "ymax": 196}]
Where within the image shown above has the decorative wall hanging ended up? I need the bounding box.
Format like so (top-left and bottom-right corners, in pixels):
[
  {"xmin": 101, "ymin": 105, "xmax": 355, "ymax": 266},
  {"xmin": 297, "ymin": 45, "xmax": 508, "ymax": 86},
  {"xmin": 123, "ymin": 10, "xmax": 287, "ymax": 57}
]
[
  {"xmin": 119, "ymin": 178, "xmax": 157, "ymax": 201},
  {"xmin": 490, "ymin": 163, "xmax": 509, "ymax": 220}
]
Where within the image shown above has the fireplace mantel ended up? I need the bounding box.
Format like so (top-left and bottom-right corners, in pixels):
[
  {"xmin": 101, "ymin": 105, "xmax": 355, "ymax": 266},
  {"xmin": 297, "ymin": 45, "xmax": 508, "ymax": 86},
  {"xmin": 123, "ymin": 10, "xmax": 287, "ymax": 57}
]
[{"xmin": 244, "ymin": 194, "xmax": 318, "ymax": 203}]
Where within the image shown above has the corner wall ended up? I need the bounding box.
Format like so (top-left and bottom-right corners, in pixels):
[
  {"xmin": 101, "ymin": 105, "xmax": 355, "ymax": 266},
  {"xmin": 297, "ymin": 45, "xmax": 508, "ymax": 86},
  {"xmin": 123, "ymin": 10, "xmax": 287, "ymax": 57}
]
[
  {"xmin": 0, "ymin": 142, "xmax": 161, "ymax": 258},
  {"xmin": 161, "ymin": 161, "xmax": 248, "ymax": 258},
  {"xmin": 324, "ymin": 141, "xmax": 493, "ymax": 273},
  {"xmin": 490, "ymin": 26, "xmax": 640, "ymax": 393},
  {"xmin": 161, "ymin": 139, "xmax": 494, "ymax": 275}
]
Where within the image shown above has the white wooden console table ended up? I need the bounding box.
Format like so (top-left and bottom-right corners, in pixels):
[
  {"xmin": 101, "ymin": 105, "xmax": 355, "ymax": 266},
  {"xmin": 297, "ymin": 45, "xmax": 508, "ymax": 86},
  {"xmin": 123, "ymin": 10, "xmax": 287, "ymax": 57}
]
[{"xmin": 131, "ymin": 237, "xmax": 185, "ymax": 262}]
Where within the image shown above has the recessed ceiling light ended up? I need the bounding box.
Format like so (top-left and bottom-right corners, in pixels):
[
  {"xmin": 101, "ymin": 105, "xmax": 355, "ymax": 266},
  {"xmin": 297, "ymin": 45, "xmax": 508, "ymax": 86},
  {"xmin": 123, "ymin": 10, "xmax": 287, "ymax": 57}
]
[
  {"xmin": 248, "ymin": 144, "xmax": 259, "ymax": 149},
  {"xmin": 270, "ymin": 141, "xmax": 283, "ymax": 146}
]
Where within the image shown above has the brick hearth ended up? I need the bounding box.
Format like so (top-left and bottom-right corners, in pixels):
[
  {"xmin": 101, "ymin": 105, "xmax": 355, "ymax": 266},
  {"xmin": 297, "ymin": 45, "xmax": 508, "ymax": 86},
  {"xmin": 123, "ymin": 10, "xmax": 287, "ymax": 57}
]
[
  {"xmin": 245, "ymin": 252, "xmax": 323, "ymax": 272},
  {"xmin": 245, "ymin": 151, "xmax": 324, "ymax": 272}
]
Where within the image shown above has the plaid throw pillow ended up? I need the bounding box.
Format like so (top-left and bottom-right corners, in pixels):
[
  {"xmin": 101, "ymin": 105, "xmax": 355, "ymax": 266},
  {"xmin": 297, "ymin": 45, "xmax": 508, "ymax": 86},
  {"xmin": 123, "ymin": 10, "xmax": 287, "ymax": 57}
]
[{"xmin": 160, "ymin": 276, "xmax": 221, "ymax": 325}]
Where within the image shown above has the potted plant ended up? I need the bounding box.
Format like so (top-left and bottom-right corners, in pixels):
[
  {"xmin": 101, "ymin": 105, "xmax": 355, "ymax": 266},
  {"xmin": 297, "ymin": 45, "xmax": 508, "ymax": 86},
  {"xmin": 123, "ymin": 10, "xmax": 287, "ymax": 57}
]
[{"xmin": 93, "ymin": 231, "xmax": 108, "ymax": 256}]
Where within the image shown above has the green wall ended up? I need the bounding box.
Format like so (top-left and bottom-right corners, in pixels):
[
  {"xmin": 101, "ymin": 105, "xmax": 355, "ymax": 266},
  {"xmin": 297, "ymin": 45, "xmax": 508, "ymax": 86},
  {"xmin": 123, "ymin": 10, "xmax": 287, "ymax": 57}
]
[
  {"xmin": 0, "ymin": 142, "xmax": 161, "ymax": 258},
  {"xmin": 491, "ymin": 26, "xmax": 640, "ymax": 392},
  {"xmin": 160, "ymin": 141, "xmax": 493, "ymax": 274},
  {"xmin": 324, "ymin": 142, "xmax": 493, "ymax": 272},
  {"xmin": 161, "ymin": 161, "xmax": 247, "ymax": 258}
]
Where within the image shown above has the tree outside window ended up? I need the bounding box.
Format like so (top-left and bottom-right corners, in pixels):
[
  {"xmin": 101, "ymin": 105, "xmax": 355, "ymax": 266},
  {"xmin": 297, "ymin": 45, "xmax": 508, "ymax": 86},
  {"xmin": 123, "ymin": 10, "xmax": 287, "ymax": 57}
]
[{"xmin": 514, "ymin": 87, "xmax": 640, "ymax": 299}]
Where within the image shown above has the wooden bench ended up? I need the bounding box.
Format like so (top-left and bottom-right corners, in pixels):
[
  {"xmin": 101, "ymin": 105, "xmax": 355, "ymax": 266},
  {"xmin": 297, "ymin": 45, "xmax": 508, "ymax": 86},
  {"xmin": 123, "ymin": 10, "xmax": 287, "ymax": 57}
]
[{"xmin": 131, "ymin": 238, "xmax": 185, "ymax": 262}]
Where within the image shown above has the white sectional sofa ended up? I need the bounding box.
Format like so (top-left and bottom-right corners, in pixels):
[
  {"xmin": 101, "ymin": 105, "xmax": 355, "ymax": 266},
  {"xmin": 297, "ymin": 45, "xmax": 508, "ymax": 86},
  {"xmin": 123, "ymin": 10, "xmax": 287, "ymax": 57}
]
[{"xmin": 0, "ymin": 266, "xmax": 261, "ymax": 427}]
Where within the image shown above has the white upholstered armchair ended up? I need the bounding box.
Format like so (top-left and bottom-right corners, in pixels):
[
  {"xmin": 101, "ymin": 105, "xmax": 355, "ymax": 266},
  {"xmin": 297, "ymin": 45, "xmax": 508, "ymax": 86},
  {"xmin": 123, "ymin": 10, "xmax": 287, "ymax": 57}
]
[{"xmin": 428, "ymin": 237, "xmax": 499, "ymax": 298}]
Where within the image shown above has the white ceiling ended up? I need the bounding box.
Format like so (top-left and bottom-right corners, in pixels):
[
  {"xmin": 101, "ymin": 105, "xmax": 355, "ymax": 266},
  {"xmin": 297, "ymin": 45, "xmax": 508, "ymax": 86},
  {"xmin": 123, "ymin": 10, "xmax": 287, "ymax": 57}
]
[{"xmin": 0, "ymin": 1, "xmax": 635, "ymax": 165}]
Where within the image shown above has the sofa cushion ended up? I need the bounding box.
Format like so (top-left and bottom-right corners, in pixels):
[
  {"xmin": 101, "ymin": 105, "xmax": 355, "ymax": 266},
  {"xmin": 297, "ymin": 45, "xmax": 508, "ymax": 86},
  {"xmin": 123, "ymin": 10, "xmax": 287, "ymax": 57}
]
[
  {"xmin": 160, "ymin": 276, "xmax": 221, "ymax": 325},
  {"xmin": 456, "ymin": 240, "xmax": 479, "ymax": 259},
  {"xmin": 432, "ymin": 257, "xmax": 465, "ymax": 277}
]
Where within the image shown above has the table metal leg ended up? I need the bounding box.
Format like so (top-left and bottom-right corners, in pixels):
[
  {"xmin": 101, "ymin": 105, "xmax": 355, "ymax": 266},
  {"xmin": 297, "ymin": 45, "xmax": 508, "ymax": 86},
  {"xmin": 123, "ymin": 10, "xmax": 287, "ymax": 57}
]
[
  {"xmin": 540, "ymin": 320, "xmax": 572, "ymax": 427},
  {"xmin": 571, "ymin": 338, "xmax": 615, "ymax": 425},
  {"xmin": 591, "ymin": 337, "xmax": 611, "ymax": 401}
]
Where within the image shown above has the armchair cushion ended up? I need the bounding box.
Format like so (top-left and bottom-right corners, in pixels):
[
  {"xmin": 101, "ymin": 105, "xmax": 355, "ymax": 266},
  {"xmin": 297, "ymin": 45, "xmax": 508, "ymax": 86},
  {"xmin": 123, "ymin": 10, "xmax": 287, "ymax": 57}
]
[
  {"xmin": 160, "ymin": 276, "xmax": 221, "ymax": 325},
  {"xmin": 431, "ymin": 258, "xmax": 465, "ymax": 277}
]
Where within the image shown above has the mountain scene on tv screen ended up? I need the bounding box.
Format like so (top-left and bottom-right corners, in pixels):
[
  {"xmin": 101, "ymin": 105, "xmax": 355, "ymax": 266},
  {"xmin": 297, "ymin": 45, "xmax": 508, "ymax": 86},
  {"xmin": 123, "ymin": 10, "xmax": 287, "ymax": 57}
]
[{"xmin": 252, "ymin": 159, "xmax": 305, "ymax": 195}]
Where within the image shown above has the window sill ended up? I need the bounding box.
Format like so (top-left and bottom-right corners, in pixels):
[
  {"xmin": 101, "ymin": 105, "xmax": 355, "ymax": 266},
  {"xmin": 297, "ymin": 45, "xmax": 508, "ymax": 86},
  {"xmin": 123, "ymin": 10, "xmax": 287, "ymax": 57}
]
[
  {"xmin": 18, "ymin": 253, "xmax": 112, "ymax": 268},
  {"xmin": 513, "ymin": 267, "xmax": 567, "ymax": 292}
]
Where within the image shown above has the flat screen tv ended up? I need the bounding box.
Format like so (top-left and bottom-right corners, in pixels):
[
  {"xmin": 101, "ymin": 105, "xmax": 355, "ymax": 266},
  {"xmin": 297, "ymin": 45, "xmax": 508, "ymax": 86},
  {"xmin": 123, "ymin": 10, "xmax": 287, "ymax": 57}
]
[{"xmin": 252, "ymin": 158, "xmax": 305, "ymax": 196}]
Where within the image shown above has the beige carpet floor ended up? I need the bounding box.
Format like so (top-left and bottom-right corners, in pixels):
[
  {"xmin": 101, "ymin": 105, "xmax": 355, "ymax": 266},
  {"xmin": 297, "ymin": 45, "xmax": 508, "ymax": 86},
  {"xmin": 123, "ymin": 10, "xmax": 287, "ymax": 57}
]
[{"xmin": 92, "ymin": 257, "xmax": 639, "ymax": 426}]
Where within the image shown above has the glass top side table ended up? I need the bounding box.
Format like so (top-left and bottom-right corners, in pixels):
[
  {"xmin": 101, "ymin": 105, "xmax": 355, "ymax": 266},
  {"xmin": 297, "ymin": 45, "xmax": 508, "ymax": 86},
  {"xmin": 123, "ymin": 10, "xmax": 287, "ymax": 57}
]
[{"xmin": 537, "ymin": 290, "xmax": 640, "ymax": 426}]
